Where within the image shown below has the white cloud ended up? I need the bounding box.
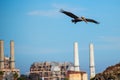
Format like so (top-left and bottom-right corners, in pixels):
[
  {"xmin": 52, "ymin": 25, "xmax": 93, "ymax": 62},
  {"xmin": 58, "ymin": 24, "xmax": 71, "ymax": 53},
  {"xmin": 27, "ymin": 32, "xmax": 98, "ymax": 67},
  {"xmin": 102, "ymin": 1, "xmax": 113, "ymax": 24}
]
[
  {"xmin": 38, "ymin": 48, "xmax": 69, "ymax": 54},
  {"xmin": 27, "ymin": 3, "xmax": 86, "ymax": 17},
  {"xmin": 27, "ymin": 9, "xmax": 59, "ymax": 17},
  {"xmin": 52, "ymin": 3, "xmax": 86, "ymax": 12},
  {"xmin": 99, "ymin": 36, "xmax": 120, "ymax": 43},
  {"xmin": 96, "ymin": 44, "xmax": 120, "ymax": 50},
  {"xmin": 16, "ymin": 45, "xmax": 70, "ymax": 54},
  {"xmin": 95, "ymin": 36, "xmax": 120, "ymax": 50}
]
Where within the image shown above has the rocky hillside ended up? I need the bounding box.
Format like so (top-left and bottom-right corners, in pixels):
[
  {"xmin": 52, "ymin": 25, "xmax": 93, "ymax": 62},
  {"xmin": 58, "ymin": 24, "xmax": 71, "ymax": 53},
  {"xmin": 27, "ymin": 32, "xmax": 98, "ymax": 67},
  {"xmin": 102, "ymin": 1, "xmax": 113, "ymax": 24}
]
[{"xmin": 93, "ymin": 63, "xmax": 120, "ymax": 80}]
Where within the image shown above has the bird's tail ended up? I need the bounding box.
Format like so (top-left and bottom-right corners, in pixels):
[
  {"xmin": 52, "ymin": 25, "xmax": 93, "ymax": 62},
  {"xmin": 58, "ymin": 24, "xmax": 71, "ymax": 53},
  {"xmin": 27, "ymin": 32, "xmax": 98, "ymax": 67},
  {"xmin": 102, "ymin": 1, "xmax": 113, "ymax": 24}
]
[{"xmin": 71, "ymin": 19, "xmax": 76, "ymax": 24}]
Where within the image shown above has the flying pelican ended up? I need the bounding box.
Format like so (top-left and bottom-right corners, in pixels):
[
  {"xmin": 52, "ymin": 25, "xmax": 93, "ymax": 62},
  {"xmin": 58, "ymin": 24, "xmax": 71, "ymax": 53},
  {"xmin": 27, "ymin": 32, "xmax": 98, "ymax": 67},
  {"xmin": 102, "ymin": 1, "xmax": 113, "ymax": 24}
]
[{"xmin": 60, "ymin": 9, "xmax": 100, "ymax": 24}]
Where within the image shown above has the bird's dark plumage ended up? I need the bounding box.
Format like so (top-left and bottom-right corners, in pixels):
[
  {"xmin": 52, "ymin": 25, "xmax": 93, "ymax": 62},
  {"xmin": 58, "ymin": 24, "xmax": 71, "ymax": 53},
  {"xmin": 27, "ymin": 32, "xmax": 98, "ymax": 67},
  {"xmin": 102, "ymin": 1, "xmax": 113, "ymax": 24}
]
[
  {"xmin": 86, "ymin": 19, "xmax": 99, "ymax": 24},
  {"xmin": 60, "ymin": 9, "xmax": 79, "ymax": 19},
  {"xmin": 60, "ymin": 9, "xmax": 100, "ymax": 24}
]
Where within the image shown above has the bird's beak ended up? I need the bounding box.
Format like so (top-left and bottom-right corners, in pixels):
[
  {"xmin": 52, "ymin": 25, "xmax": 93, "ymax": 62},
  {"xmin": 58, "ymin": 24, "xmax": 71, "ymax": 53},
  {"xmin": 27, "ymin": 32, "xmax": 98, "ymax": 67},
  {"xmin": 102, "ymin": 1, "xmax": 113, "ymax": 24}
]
[
  {"xmin": 83, "ymin": 20, "xmax": 87, "ymax": 24},
  {"xmin": 81, "ymin": 17, "xmax": 88, "ymax": 23}
]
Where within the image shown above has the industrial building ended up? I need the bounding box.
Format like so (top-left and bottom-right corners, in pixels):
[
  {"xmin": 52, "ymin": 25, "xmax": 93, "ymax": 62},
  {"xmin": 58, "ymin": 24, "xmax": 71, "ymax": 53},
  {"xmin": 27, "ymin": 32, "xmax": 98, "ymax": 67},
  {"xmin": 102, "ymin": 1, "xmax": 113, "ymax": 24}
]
[
  {"xmin": 29, "ymin": 42, "xmax": 90, "ymax": 80},
  {"xmin": 0, "ymin": 40, "xmax": 20, "ymax": 80},
  {"xmin": 67, "ymin": 71, "xmax": 88, "ymax": 80},
  {"xmin": 29, "ymin": 61, "xmax": 74, "ymax": 80}
]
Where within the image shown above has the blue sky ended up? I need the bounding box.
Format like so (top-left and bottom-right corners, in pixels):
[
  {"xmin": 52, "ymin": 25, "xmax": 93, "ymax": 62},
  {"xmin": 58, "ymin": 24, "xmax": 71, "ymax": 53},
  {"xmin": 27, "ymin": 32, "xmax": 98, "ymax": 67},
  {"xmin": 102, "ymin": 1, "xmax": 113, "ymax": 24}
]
[{"xmin": 0, "ymin": 0, "xmax": 120, "ymax": 75}]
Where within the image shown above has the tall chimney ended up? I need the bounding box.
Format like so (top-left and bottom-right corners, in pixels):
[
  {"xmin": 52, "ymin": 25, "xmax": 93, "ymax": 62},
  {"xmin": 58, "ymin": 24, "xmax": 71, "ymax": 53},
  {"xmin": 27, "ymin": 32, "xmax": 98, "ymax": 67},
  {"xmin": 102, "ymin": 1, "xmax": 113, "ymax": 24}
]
[
  {"xmin": 74, "ymin": 42, "xmax": 80, "ymax": 71},
  {"xmin": 0, "ymin": 40, "xmax": 4, "ymax": 69},
  {"xmin": 10, "ymin": 40, "xmax": 15, "ymax": 69},
  {"xmin": 89, "ymin": 43, "xmax": 95, "ymax": 79}
]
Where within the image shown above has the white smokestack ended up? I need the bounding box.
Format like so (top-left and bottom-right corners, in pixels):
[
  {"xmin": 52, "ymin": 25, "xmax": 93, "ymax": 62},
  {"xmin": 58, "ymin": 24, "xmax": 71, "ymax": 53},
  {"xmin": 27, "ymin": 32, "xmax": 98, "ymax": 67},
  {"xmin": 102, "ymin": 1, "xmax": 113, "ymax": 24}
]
[
  {"xmin": 74, "ymin": 42, "xmax": 80, "ymax": 71},
  {"xmin": 89, "ymin": 43, "xmax": 95, "ymax": 79},
  {"xmin": 0, "ymin": 40, "xmax": 4, "ymax": 69},
  {"xmin": 10, "ymin": 40, "xmax": 15, "ymax": 69}
]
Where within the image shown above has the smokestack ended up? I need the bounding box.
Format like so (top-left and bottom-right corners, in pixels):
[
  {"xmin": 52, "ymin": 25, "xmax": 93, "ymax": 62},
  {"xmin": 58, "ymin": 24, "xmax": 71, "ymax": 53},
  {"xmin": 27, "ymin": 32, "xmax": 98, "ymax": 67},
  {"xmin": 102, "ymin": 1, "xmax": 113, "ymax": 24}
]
[
  {"xmin": 10, "ymin": 40, "xmax": 15, "ymax": 69},
  {"xmin": 0, "ymin": 40, "xmax": 4, "ymax": 69},
  {"xmin": 89, "ymin": 43, "xmax": 95, "ymax": 79},
  {"xmin": 74, "ymin": 42, "xmax": 80, "ymax": 71}
]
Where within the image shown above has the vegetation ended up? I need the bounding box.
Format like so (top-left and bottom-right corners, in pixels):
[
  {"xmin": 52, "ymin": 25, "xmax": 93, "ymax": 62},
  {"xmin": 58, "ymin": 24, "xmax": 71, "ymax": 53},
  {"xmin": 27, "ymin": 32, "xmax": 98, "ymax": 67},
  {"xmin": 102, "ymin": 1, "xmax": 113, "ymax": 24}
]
[
  {"xmin": 17, "ymin": 77, "xmax": 26, "ymax": 80},
  {"xmin": 13, "ymin": 72, "xmax": 19, "ymax": 80},
  {"xmin": 64, "ymin": 77, "xmax": 69, "ymax": 80},
  {"xmin": 17, "ymin": 74, "xmax": 30, "ymax": 80},
  {"xmin": 90, "ymin": 77, "xmax": 95, "ymax": 80},
  {"xmin": 0, "ymin": 71, "xmax": 4, "ymax": 80},
  {"xmin": 94, "ymin": 63, "xmax": 120, "ymax": 80}
]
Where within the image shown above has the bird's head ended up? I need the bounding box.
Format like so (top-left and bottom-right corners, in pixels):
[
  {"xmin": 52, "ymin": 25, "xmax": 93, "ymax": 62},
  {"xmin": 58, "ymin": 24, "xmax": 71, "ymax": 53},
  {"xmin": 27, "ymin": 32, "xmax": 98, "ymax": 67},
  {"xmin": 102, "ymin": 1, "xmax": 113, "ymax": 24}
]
[{"xmin": 81, "ymin": 16, "xmax": 85, "ymax": 20}]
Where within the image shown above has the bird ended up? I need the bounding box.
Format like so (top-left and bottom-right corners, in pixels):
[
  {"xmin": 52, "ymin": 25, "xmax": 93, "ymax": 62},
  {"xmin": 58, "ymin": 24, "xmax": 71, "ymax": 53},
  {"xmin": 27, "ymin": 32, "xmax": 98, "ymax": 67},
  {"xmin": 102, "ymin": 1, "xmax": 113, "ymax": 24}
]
[{"xmin": 60, "ymin": 9, "xmax": 100, "ymax": 24}]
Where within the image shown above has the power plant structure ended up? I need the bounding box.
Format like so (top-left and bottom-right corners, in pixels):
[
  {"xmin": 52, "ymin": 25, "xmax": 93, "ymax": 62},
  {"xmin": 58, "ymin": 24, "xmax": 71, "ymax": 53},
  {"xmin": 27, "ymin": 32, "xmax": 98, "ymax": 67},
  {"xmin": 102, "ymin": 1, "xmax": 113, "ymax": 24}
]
[
  {"xmin": 74, "ymin": 42, "xmax": 80, "ymax": 71},
  {"xmin": 29, "ymin": 42, "xmax": 88, "ymax": 80},
  {"xmin": 67, "ymin": 42, "xmax": 88, "ymax": 80},
  {"xmin": 0, "ymin": 40, "xmax": 20, "ymax": 80},
  {"xmin": 30, "ymin": 61, "xmax": 74, "ymax": 80},
  {"xmin": 89, "ymin": 43, "xmax": 95, "ymax": 79},
  {"xmin": 0, "ymin": 39, "xmax": 96, "ymax": 80}
]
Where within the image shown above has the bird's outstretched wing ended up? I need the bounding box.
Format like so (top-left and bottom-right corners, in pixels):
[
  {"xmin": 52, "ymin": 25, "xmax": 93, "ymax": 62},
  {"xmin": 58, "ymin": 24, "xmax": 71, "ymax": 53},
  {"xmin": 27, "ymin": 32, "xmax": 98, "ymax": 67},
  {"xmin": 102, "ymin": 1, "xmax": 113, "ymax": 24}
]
[
  {"xmin": 86, "ymin": 18, "xmax": 100, "ymax": 24},
  {"xmin": 60, "ymin": 9, "xmax": 79, "ymax": 19}
]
